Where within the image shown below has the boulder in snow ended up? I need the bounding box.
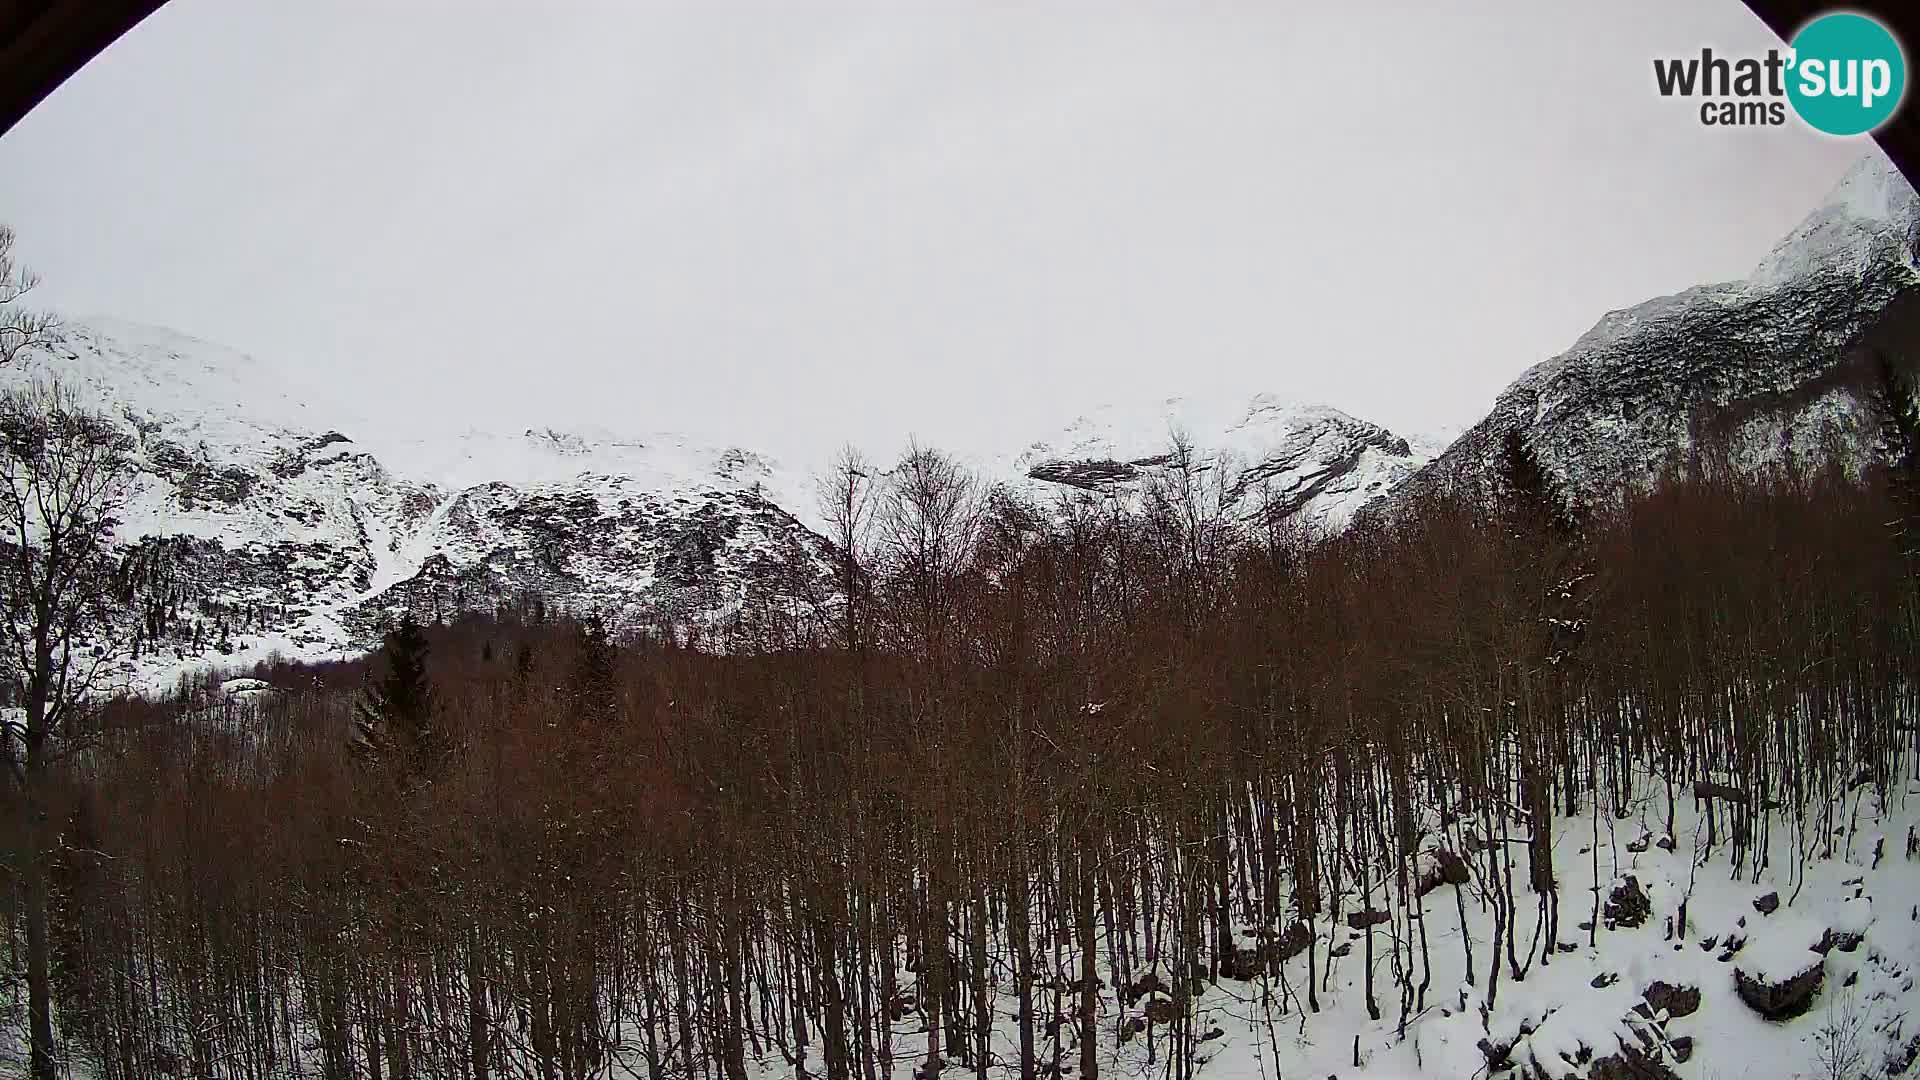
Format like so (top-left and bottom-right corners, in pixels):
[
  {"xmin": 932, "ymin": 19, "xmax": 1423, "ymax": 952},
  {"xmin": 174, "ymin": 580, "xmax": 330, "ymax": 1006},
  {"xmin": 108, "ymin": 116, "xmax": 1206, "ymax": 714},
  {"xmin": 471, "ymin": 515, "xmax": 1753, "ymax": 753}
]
[
  {"xmin": 1733, "ymin": 916, "xmax": 1827, "ymax": 1020},
  {"xmin": 220, "ymin": 677, "xmax": 277, "ymax": 697},
  {"xmin": 1604, "ymin": 876, "xmax": 1651, "ymax": 929},
  {"xmin": 1219, "ymin": 920, "xmax": 1309, "ymax": 980},
  {"xmin": 1733, "ymin": 960, "xmax": 1823, "ymax": 1021},
  {"xmin": 1346, "ymin": 908, "xmax": 1390, "ymax": 930},
  {"xmin": 1641, "ymin": 981, "xmax": 1700, "ymax": 1020}
]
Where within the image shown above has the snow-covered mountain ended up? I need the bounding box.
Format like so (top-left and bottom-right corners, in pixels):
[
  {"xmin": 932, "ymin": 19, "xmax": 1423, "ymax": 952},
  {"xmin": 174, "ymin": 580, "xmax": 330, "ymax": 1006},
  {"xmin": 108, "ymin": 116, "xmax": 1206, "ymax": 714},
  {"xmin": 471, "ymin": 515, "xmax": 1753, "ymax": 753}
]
[
  {"xmin": 1395, "ymin": 151, "xmax": 1920, "ymax": 513},
  {"xmin": 0, "ymin": 319, "xmax": 837, "ymax": 686},
  {"xmin": 1004, "ymin": 153, "xmax": 1920, "ymax": 535},
  {"xmin": 2, "ymin": 317, "xmax": 1431, "ymax": 685},
  {"xmin": 1006, "ymin": 394, "xmax": 1432, "ymax": 534},
  {"xmin": 7, "ymin": 151, "xmax": 1915, "ymax": 685}
]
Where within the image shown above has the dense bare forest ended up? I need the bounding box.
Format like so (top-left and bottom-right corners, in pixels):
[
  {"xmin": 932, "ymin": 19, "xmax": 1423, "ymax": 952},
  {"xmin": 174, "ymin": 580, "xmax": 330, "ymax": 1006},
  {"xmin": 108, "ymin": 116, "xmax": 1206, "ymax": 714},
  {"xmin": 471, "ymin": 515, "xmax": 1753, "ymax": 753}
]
[{"xmin": 6, "ymin": 371, "xmax": 1920, "ymax": 1079}]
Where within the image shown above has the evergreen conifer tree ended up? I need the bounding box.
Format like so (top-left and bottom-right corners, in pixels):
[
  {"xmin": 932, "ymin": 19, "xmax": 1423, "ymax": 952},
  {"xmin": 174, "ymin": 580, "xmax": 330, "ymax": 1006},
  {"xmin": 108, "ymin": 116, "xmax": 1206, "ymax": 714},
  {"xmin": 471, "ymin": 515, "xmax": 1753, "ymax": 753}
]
[
  {"xmin": 1875, "ymin": 351, "xmax": 1920, "ymax": 562},
  {"xmin": 1498, "ymin": 427, "xmax": 1579, "ymax": 540},
  {"xmin": 570, "ymin": 614, "xmax": 619, "ymax": 727},
  {"xmin": 355, "ymin": 613, "xmax": 447, "ymax": 782}
]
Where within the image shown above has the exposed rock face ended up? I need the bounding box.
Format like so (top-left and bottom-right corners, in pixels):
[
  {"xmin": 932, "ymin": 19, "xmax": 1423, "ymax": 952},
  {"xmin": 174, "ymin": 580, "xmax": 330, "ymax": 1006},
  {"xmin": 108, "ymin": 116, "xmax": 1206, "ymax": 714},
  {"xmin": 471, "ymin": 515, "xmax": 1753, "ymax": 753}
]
[
  {"xmin": 0, "ymin": 320, "xmax": 836, "ymax": 687},
  {"xmin": 13, "ymin": 153, "xmax": 1918, "ymax": 687},
  {"xmin": 1011, "ymin": 395, "xmax": 1437, "ymax": 534},
  {"xmin": 1346, "ymin": 908, "xmax": 1391, "ymax": 930},
  {"xmin": 367, "ymin": 474, "xmax": 834, "ymax": 635},
  {"xmin": 1604, "ymin": 876, "xmax": 1652, "ymax": 929},
  {"xmin": 1641, "ymin": 981, "xmax": 1700, "ymax": 1020},
  {"xmin": 1026, "ymin": 154, "xmax": 1920, "ymax": 542},
  {"xmin": 1510, "ymin": 988, "xmax": 1685, "ymax": 1080},
  {"xmin": 1583, "ymin": 1044, "xmax": 1682, "ymax": 1080},
  {"xmin": 1733, "ymin": 912, "xmax": 1830, "ymax": 1021},
  {"xmin": 1733, "ymin": 957, "xmax": 1825, "ymax": 1021},
  {"xmin": 1389, "ymin": 152, "xmax": 1920, "ymax": 519},
  {"xmin": 1219, "ymin": 921, "xmax": 1310, "ymax": 981}
]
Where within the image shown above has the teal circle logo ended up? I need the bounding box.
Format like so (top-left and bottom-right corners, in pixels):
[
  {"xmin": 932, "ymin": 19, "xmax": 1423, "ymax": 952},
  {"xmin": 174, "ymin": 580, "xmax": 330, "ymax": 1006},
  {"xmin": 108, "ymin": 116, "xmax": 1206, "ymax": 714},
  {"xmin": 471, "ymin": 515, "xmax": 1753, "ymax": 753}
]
[{"xmin": 1787, "ymin": 13, "xmax": 1906, "ymax": 136}]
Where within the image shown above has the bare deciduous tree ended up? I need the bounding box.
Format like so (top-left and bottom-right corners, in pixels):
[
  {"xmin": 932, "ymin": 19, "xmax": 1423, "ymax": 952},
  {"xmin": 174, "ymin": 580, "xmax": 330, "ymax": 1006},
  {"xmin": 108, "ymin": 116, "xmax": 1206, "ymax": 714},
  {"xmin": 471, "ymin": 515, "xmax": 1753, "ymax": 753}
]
[
  {"xmin": 818, "ymin": 445, "xmax": 876, "ymax": 652},
  {"xmin": 8, "ymin": 428, "xmax": 1920, "ymax": 1080},
  {"xmin": 874, "ymin": 440, "xmax": 981, "ymax": 661},
  {"xmin": 0, "ymin": 380, "xmax": 135, "ymax": 1080},
  {"xmin": 0, "ymin": 227, "xmax": 58, "ymax": 367}
]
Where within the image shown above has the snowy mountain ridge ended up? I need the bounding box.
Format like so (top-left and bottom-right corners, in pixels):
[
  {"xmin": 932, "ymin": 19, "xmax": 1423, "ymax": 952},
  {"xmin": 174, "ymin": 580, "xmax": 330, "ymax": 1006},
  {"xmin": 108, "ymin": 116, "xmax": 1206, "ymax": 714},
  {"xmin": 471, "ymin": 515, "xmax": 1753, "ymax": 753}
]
[
  {"xmin": 1, "ymin": 319, "xmax": 1441, "ymax": 685},
  {"xmin": 1004, "ymin": 392, "xmax": 1434, "ymax": 533},
  {"xmin": 0, "ymin": 322, "xmax": 840, "ymax": 687},
  {"xmin": 5, "ymin": 151, "xmax": 1917, "ymax": 685},
  {"xmin": 1395, "ymin": 151, "xmax": 1920, "ymax": 514}
]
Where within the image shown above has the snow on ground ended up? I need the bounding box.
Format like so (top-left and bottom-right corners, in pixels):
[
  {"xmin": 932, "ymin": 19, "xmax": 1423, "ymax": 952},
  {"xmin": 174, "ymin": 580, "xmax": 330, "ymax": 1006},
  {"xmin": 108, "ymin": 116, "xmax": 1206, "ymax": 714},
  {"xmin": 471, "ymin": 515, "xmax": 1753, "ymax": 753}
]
[
  {"xmin": 6, "ymin": 743, "xmax": 1918, "ymax": 1080},
  {"xmin": 1735, "ymin": 911, "xmax": 1827, "ymax": 985},
  {"xmin": 708, "ymin": 773, "xmax": 1920, "ymax": 1080}
]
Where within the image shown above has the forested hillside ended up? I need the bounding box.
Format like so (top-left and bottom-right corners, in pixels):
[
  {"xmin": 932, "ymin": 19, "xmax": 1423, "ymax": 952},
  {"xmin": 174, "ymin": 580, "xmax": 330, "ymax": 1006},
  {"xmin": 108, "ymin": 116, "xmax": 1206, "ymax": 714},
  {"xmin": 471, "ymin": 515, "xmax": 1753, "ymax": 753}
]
[{"xmin": 10, "ymin": 408, "xmax": 1920, "ymax": 1079}]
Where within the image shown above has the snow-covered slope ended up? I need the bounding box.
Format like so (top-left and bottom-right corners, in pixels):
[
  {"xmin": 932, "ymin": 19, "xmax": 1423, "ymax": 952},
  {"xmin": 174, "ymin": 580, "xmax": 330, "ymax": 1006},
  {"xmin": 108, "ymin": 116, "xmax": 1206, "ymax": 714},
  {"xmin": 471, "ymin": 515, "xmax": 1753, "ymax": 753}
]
[
  {"xmin": 0, "ymin": 322, "xmax": 836, "ymax": 687},
  {"xmin": 358, "ymin": 425, "xmax": 820, "ymax": 530},
  {"xmin": 1009, "ymin": 393, "xmax": 1432, "ymax": 534},
  {"xmin": 1396, "ymin": 151, "xmax": 1920, "ymax": 514},
  {"xmin": 5, "ymin": 319, "xmax": 1428, "ymax": 685},
  {"xmin": 9, "ymin": 151, "xmax": 1915, "ymax": 684},
  {"xmin": 1023, "ymin": 153, "xmax": 1920, "ymax": 535}
]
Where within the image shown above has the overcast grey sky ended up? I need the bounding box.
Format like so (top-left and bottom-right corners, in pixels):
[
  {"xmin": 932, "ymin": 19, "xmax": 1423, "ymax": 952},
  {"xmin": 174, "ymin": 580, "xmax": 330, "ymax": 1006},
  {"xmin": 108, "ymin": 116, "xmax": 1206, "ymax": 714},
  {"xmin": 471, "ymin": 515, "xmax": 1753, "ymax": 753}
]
[{"xmin": 0, "ymin": 0, "xmax": 1871, "ymax": 466}]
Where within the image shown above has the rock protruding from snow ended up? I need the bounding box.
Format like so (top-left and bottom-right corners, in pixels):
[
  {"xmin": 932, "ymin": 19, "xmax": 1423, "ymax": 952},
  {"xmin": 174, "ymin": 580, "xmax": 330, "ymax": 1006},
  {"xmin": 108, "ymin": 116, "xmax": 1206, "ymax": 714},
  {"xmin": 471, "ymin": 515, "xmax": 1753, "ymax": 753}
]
[
  {"xmin": 1732, "ymin": 913, "xmax": 1828, "ymax": 1020},
  {"xmin": 1641, "ymin": 981, "xmax": 1700, "ymax": 1020},
  {"xmin": 1508, "ymin": 982, "xmax": 1681, "ymax": 1080},
  {"xmin": 1827, "ymin": 894, "xmax": 1872, "ymax": 952},
  {"xmin": 219, "ymin": 678, "xmax": 279, "ymax": 699},
  {"xmin": 1604, "ymin": 876, "xmax": 1652, "ymax": 929}
]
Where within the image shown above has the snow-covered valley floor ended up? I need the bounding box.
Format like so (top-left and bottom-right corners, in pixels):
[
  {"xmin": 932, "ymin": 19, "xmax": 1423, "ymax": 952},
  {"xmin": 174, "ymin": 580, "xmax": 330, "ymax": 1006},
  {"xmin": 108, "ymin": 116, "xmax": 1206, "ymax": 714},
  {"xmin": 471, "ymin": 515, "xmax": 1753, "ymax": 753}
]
[{"xmin": 721, "ymin": 775, "xmax": 1920, "ymax": 1080}]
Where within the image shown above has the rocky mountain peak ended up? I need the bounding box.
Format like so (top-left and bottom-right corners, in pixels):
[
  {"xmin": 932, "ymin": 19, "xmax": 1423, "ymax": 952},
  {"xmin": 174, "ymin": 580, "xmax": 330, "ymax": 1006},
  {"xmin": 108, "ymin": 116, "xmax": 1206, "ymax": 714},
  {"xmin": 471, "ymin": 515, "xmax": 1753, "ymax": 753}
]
[
  {"xmin": 7, "ymin": 153, "xmax": 1916, "ymax": 686},
  {"xmin": 1389, "ymin": 150, "xmax": 1920, "ymax": 518},
  {"xmin": 1749, "ymin": 150, "xmax": 1920, "ymax": 288},
  {"xmin": 0, "ymin": 321, "xmax": 835, "ymax": 690},
  {"xmin": 1009, "ymin": 393, "xmax": 1432, "ymax": 533}
]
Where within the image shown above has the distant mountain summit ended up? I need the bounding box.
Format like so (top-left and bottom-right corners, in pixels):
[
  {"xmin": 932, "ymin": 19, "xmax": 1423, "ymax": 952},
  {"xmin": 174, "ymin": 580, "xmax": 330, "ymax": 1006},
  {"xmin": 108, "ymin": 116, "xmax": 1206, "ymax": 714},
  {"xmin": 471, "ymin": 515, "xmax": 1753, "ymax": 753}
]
[
  {"xmin": 1397, "ymin": 151, "xmax": 1920, "ymax": 514},
  {"xmin": 5, "ymin": 153, "xmax": 1913, "ymax": 685},
  {"xmin": 0, "ymin": 319, "xmax": 1447, "ymax": 687},
  {"xmin": 1, "ymin": 320, "xmax": 837, "ymax": 689},
  {"xmin": 1009, "ymin": 393, "xmax": 1432, "ymax": 533}
]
